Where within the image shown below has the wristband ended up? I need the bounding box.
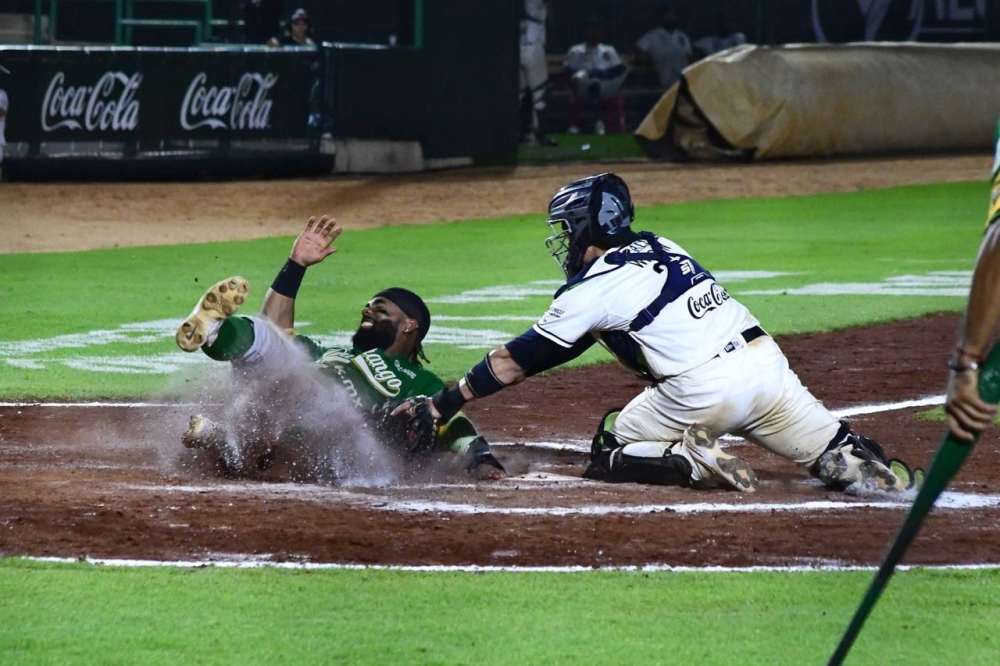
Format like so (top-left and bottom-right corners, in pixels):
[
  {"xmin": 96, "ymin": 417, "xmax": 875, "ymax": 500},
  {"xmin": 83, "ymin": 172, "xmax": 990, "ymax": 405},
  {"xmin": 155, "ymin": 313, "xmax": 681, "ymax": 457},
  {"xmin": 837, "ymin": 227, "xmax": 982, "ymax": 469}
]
[
  {"xmin": 950, "ymin": 346, "xmax": 985, "ymax": 372},
  {"xmin": 955, "ymin": 346, "xmax": 985, "ymax": 363},
  {"xmin": 271, "ymin": 259, "xmax": 306, "ymax": 298},
  {"xmin": 432, "ymin": 383, "xmax": 467, "ymax": 423}
]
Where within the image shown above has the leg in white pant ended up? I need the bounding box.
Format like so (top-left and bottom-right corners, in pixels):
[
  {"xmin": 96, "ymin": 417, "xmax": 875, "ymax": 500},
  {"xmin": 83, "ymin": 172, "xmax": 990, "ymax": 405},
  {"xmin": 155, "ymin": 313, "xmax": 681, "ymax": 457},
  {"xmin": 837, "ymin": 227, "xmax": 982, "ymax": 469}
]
[{"xmin": 610, "ymin": 337, "xmax": 841, "ymax": 469}]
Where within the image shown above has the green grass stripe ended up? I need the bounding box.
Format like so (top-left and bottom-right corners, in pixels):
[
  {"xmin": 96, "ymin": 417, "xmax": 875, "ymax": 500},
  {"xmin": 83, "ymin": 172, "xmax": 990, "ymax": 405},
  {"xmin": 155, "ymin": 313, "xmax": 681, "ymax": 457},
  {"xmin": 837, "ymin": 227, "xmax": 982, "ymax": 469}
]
[
  {"xmin": 2, "ymin": 559, "xmax": 999, "ymax": 664},
  {"xmin": 517, "ymin": 132, "xmax": 647, "ymax": 163}
]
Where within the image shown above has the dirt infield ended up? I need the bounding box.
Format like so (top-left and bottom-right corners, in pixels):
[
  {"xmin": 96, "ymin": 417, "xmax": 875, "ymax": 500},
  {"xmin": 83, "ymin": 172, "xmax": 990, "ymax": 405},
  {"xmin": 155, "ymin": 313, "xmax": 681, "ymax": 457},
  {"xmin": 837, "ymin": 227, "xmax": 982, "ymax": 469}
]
[
  {"xmin": 3, "ymin": 313, "xmax": 1000, "ymax": 567},
  {"xmin": 2, "ymin": 155, "xmax": 999, "ymax": 568},
  {"xmin": 0, "ymin": 153, "xmax": 990, "ymax": 254}
]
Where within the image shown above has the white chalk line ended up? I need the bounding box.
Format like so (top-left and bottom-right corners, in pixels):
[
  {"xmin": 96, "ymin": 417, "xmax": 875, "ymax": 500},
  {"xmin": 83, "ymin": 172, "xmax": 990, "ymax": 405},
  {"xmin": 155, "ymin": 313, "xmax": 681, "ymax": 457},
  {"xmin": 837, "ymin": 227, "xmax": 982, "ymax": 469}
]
[
  {"xmin": 12, "ymin": 555, "xmax": 1000, "ymax": 574},
  {"xmin": 118, "ymin": 478, "xmax": 1000, "ymax": 516},
  {"xmin": 0, "ymin": 394, "xmax": 948, "ymax": 417}
]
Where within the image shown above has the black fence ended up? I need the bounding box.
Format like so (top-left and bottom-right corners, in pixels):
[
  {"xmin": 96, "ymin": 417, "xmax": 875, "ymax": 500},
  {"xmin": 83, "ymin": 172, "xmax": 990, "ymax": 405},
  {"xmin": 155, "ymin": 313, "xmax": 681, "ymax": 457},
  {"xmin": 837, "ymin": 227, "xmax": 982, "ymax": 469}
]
[
  {"xmin": 0, "ymin": 0, "xmax": 522, "ymax": 180},
  {"xmin": 3, "ymin": 46, "xmax": 314, "ymax": 148}
]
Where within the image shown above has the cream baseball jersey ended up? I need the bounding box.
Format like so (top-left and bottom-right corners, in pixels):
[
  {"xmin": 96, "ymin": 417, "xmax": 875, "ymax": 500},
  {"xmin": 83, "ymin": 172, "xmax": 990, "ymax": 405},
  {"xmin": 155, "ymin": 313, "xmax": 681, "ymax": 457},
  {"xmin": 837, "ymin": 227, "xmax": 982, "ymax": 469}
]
[{"xmin": 533, "ymin": 234, "xmax": 757, "ymax": 379}]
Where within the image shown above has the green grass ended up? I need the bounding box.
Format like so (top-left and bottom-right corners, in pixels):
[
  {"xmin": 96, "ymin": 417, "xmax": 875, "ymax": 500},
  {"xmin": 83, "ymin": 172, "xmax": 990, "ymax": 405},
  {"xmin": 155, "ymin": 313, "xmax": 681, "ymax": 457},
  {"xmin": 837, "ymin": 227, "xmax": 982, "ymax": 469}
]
[
  {"xmin": 919, "ymin": 406, "xmax": 1000, "ymax": 427},
  {"xmin": 0, "ymin": 181, "xmax": 988, "ymax": 399},
  {"xmin": 518, "ymin": 132, "xmax": 646, "ymax": 163},
  {"xmin": 3, "ymin": 559, "xmax": 1000, "ymax": 664}
]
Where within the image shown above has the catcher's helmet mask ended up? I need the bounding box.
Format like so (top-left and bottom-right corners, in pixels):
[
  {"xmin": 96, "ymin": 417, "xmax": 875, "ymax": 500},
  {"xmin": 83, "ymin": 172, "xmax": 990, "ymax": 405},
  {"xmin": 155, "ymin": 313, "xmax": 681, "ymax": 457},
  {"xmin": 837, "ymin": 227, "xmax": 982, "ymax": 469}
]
[{"xmin": 545, "ymin": 173, "xmax": 636, "ymax": 278}]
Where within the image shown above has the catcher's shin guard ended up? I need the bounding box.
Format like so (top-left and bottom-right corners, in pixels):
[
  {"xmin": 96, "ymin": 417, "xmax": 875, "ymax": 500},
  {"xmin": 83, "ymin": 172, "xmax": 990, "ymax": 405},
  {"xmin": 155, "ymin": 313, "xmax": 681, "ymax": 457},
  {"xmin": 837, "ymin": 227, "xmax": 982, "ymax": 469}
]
[
  {"xmin": 583, "ymin": 407, "xmax": 694, "ymax": 487},
  {"xmin": 583, "ymin": 407, "xmax": 624, "ymax": 481},
  {"xmin": 603, "ymin": 447, "xmax": 695, "ymax": 487}
]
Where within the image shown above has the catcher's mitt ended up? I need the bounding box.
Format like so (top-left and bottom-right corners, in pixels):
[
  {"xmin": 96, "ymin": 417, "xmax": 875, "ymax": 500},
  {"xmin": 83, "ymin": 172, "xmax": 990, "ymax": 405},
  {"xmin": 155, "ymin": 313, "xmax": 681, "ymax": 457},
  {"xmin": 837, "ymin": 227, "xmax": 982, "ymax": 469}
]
[{"xmin": 370, "ymin": 397, "xmax": 438, "ymax": 460}]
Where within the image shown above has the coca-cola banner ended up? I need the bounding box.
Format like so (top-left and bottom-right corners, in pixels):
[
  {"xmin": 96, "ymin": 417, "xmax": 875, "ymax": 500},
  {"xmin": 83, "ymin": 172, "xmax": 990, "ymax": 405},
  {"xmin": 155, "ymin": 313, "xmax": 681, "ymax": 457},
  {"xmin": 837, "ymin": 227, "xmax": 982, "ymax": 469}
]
[{"xmin": 2, "ymin": 46, "xmax": 314, "ymax": 144}]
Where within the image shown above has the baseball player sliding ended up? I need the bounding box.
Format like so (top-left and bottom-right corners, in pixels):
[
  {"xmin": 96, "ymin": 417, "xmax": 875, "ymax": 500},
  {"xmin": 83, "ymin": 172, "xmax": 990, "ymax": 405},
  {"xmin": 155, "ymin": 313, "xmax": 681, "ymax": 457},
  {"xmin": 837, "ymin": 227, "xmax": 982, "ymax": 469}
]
[
  {"xmin": 399, "ymin": 173, "xmax": 923, "ymax": 492},
  {"xmin": 174, "ymin": 216, "xmax": 506, "ymax": 481}
]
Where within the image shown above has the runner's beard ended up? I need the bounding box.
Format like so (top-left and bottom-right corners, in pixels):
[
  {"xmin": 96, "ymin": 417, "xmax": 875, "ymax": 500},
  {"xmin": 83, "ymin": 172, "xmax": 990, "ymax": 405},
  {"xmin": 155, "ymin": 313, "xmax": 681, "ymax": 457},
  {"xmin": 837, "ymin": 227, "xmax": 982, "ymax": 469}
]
[{"xmin": 352, "ymin": 319, "xmax": 399, "ymax": 352}]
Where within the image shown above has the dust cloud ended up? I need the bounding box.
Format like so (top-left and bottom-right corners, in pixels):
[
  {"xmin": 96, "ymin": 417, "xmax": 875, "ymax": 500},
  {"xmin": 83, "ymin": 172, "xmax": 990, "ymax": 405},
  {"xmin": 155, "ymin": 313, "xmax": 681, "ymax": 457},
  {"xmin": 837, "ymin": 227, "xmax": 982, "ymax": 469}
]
[{"xmin": 155, "ymin": 319, "xmax": 402, "ymax": 487}]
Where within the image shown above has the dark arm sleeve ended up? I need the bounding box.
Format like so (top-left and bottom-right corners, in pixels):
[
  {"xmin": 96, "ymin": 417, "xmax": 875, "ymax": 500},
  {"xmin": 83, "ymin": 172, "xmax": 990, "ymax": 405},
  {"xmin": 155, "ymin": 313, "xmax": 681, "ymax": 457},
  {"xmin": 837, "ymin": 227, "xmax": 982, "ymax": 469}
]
[{"xmin": 505, "ymin": 328, "xmax": 597, "ymax": 377}]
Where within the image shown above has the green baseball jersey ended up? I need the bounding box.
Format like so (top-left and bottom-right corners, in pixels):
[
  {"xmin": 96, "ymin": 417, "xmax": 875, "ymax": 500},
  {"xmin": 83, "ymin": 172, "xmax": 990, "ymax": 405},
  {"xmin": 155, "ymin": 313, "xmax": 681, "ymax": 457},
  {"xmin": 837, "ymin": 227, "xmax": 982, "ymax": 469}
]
[{"xmin": 294, "ymin": 336, "xmax": 445, "ymax": 411}]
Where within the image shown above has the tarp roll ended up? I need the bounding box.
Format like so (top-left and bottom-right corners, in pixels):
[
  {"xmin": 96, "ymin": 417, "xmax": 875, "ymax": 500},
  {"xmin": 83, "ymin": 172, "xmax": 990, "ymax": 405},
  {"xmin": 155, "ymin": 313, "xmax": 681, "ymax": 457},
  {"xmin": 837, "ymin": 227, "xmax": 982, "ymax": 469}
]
[{"xmin": 635, "ymin": 43, "xmax": 1000, "ymax": 161}]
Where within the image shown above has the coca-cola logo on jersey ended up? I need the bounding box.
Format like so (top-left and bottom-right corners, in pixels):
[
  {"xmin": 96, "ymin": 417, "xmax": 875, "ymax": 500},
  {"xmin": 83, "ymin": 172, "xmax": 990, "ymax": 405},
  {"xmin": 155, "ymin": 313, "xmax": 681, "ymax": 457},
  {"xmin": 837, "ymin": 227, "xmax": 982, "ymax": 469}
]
[
  {"xmin": 180, "ymin": 72, "xmax": 277, "ymax": 131},
  {"xmin": 687, "ymin": 283, "xmax": 730, "ymax": 319},
  {"xmin": 41, "ymin": 71, "xmax": 142, "ymax": 132}
]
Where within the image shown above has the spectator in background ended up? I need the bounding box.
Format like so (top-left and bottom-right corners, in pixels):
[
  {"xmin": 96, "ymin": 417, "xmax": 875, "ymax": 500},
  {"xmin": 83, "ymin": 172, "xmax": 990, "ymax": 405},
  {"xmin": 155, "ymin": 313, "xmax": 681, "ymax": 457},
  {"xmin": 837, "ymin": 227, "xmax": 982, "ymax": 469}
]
[
  {"xmin": 693, "ymin": 13, "xmax": 748, "ymax": 61},
  {"xmin": 241, "ymin": 0, "xmax": 284, "ymax": 44},
  {"xmin": 268, "ymin": 8, "xmax": 315, "ymax": 47},
  {"xmin": 267, "ymin": 9, "xmax": 325, "ymax": 141},
  {"xmin": 563, "ymin": 18, "xmax": 628, "ymax": 135},
  {"xmin": 634, "ymin": 4, "xmax": 691, "ymax": 89},
  {"xmin": 520, "ymin": 0, "xmax": 557, "ymax": 146}
]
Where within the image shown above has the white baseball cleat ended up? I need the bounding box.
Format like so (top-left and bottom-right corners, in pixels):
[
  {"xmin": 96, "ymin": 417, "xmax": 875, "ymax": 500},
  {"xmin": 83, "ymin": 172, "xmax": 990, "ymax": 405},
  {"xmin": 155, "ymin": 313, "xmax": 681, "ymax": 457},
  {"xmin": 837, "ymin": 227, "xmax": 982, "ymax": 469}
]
[
  {"xmin": 678, "ymin": 423, "xmax": 758, "ymax": 492},
  {"xmin": 181, "ymin": 414, "xmax": 227, "ymax": 451},
  {"xmin": 175, "ymin": 276, "xmax": 249, "ymax": 352}
]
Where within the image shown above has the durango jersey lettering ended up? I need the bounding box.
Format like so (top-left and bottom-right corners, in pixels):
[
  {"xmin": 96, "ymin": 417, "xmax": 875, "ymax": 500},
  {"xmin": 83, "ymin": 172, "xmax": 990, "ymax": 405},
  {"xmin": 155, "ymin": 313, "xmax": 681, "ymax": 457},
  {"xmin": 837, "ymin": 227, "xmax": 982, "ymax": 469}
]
[
  {"xmin": 533, "ymin": 234, "xmax": 759, "ymax": 379},
  {"xmin": 292, "ymin": 337, "xmax": 444, "ymax": 410}
]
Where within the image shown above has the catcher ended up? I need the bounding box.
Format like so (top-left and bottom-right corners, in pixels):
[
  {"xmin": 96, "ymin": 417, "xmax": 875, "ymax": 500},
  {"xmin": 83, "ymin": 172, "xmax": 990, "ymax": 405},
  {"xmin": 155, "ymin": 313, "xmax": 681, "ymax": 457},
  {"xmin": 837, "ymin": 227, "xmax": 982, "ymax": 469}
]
[
  {"xmin": 398, "ymin": 173, "xmax": 924, "ymax": 493},
  {"xmin": 174, "ymin": 216, "xmax": 506, "ymax": 481}
]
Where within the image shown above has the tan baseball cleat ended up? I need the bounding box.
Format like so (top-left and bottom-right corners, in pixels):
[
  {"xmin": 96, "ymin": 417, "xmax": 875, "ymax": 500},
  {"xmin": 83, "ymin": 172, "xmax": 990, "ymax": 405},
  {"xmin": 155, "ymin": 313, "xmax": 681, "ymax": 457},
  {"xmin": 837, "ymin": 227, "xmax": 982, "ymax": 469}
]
[
  {"xmin": 175, "ymin": 276, "xmax": 249, "ymax": 352},
  {"xmin": 679, "ymin": 423, "xmax": 759, "ymax": 492},
  {"xmin": 181, "ymin": 414, "xmax": 227, "ymax": 450}
]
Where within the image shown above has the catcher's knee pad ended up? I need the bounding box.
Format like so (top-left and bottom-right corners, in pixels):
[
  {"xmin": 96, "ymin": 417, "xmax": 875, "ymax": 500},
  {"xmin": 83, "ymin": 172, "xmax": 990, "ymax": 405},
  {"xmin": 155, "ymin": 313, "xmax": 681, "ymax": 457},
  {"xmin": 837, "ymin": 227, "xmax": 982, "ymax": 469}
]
[
  {"xmin": 584, "ymin": 407, "xmax": 693, "ymax": 487},
  {"xmin": 584, "ymin": 407, "xmax": 624, "ymax": 478}
]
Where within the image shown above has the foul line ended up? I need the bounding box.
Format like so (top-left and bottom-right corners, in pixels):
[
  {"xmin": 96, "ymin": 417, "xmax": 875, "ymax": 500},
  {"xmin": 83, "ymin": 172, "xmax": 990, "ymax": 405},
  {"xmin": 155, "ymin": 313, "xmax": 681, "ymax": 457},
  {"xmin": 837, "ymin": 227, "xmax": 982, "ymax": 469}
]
[
  {"xmin": 13, "ymin": 556, "xmax": 1000, "ymax": 574},
  {"xmin": 0, "ymin": 395, "xmax": 947, "ymax": 417},
  {"xmin": 0, "ymin": 401, "xmax": 188, "ymax": 408}
]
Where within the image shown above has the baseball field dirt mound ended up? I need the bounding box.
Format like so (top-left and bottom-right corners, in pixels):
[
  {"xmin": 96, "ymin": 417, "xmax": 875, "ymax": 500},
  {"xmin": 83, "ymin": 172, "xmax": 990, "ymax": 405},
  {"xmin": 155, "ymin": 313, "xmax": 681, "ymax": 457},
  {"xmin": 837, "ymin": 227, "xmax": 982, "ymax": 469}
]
[{"xmin": 3, "ymin": 311, "xmax": 1000, "ymax": 568}]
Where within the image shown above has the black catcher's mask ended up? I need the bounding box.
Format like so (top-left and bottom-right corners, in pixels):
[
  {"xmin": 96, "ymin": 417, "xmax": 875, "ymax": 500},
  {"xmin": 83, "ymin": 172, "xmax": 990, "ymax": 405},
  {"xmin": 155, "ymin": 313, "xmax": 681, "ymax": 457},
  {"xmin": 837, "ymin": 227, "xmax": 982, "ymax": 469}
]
[{"xmin": 544, "ymin": 172, "xmax": 636, "ymax": 279}]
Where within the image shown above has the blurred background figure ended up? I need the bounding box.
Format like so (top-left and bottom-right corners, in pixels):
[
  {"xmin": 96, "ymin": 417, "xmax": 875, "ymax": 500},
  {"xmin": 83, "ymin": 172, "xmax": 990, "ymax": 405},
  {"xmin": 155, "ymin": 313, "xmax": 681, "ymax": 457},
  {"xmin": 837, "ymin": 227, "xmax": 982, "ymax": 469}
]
[
  {"xmin": 265, "ymin": 9, "xmax": 323, "ymax": 142},
  {"xmin": 519, "ymin": 0, "xmax": 557, "ymax": 146},
  {"xmin": 563, "ymin": 18, "xmax": 628, "ymax": 135},
  {"xmin": 0, "ymin": 82, "xmax": 7, "ymax": 178},
  {"xmin": 634, "ymin": 4, "xmax": 692, "ymax": 89},
  {"xmin": 269, "ymin": 8, "xmax": 315, "ymax": 47},
  {"xmin": 240, "ymin": 0, "xmax": 284, "ymax": 44},
  {"xmin": 693, "ymin": 12, "xmax": 748, "ymax": 61}
]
